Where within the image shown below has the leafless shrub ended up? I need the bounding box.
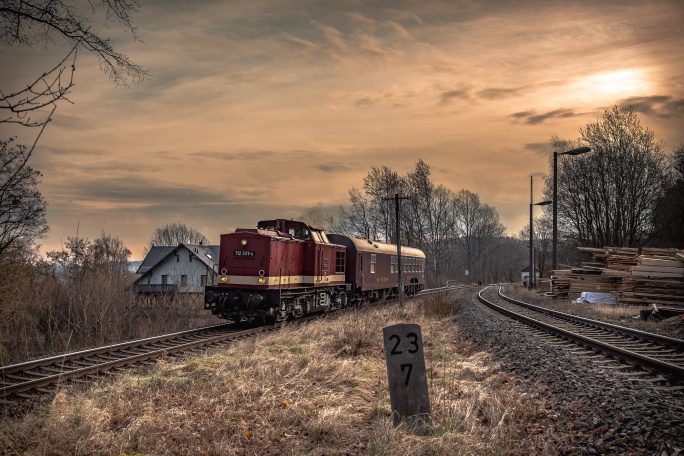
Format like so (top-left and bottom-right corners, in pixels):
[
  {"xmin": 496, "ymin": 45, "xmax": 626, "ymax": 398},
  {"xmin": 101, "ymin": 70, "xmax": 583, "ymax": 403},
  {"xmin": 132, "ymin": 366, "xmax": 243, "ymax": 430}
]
[
  {"xmin": 420, "ymin": 293, "xmax": 458, "ymax": 319},
  {"xmin": 324, "ymin": 309, "xmax": 385, "ymax": 357}
]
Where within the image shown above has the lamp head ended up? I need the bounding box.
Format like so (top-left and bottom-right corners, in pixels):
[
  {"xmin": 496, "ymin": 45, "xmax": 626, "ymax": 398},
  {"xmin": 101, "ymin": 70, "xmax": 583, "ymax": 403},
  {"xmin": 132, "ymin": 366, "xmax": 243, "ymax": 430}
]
[{"xmin": 561, "ymin": 146, "xmax": 591, "ymax": 156}]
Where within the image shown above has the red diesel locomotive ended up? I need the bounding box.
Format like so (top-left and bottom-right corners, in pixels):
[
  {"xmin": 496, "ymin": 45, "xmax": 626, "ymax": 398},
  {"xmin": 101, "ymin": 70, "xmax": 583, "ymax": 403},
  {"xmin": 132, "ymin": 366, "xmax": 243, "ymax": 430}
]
[{"xmin": 204, "ymin": 219, "xmax": 426, "ymax": 322}]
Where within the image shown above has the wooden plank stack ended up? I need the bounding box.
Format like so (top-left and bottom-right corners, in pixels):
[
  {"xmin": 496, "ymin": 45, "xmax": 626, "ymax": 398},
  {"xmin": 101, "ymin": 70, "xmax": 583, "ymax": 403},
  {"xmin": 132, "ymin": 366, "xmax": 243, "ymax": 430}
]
[{"xmin": 550, "ymin": 247, "xmax": 684, "ymax": 306}]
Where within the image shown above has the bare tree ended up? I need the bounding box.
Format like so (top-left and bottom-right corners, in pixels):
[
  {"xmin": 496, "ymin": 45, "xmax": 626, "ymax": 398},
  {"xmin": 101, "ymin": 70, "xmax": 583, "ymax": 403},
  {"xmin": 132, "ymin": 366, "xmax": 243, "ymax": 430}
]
[
  {"xmin": 362, "ymin": 165, "xmax": 404, "ymax": 243},
  {"xmin": 1, "ymin": 0, "xmax": 148, "ymax": 128},
  {"xmin": 334, "ymin": 187, "xmax": 375, "ymax": 239},
  {"xmin": 145, "ymin": 222, "xmax": 210, "ymax": 256},
  {"xmin": 334, "ymin": 160, "xmax": 510, "ymax": 286},
  {"xmin": 0, "ymin": 137, "xmax": 48, "ymax": 259},
  {"xmin": 45, "ymin": 233, "xmax": 135, "ymax": 347},
  {"xmin": 405, "ymin": 161, "xmax": 456, "ymax": 284},
  {"xmin": 404, "ymin": 159, "xmax": 432, "ymax": 249},
  {"xmin": 517, "ymin": 212, "xmax": 552, "ymax": 279},
  {"xmin": 452, "ymin": 189, "xmax": 506, "ymax": 284},
  {"xmin": 544, "ymin": 106, "xmax": 669, "ymax": 249},
  {"xmin": 652, "ymin": 145, "xmax": 684, "ymax": 248}
]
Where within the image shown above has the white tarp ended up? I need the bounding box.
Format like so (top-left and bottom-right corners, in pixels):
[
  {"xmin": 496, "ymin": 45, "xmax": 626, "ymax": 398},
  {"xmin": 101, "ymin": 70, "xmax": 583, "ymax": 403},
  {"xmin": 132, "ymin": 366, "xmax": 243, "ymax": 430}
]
[{"xmin": 572, "ymin": 292, "xmax": 618, "ymax": 305}]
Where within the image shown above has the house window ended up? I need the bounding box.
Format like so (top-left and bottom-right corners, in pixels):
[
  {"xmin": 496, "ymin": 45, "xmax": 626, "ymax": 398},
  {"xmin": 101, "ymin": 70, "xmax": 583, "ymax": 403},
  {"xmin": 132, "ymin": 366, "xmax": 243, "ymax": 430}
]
[
  {"xmin": 181, "ymin": 275, "xmax": 187, "ymax": 287},
  {"xmin": 161, "ymin": 275, "xmax": 168, "ymax": 285},
  {"xmin": 335, "ymin": 252, "xmax": 345, "ymax": 273},
  {"xmin": 201, "ymin": 275, "xmax": 208, "ymax": 287},
  {"xmin": 370, "ymin": 254, "xmax": 376, "ymax": 273}
]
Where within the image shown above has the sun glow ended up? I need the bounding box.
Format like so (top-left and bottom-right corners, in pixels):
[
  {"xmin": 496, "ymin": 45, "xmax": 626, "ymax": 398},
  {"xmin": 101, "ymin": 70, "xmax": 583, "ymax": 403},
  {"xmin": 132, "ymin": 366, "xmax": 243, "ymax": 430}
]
[{"xmin": 574, "ymin": 69, "xmax": 650, "ymax": 100}]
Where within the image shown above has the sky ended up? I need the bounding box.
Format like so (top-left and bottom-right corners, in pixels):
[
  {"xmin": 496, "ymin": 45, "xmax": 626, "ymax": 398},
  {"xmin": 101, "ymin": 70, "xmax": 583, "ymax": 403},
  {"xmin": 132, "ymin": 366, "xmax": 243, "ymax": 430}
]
[{"xmin": 1, "ymin": 0, "xmax": 683, "ymax": 260}]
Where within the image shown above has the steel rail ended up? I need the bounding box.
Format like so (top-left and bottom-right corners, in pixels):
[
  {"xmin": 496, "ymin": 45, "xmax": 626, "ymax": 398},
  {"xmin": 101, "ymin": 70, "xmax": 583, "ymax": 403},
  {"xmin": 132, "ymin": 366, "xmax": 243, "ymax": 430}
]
[
  {"xmin": 418, "ymin": 284, "xmax": 475, "ymax": 297},
  {"xmin": 477, "ymin": 286, "xmax": 684, "ymax": 380},
  {"xmin": 0, "ymin": 323, "xmax": 233, "ymax": 376},
  {"xmin": 497, "ymin": 286, "xmax": 684, "ymax": 350},
  {"xmin": 0, "ymin": 323, "xmax": 259, "ymax": 400}
]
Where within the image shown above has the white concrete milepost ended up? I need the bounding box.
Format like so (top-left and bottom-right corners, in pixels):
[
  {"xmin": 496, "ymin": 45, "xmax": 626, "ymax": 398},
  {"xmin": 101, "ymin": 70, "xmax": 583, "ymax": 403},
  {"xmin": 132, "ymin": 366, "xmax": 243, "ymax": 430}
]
[{"xmin": 382, "ymin": 323, "xmax": 431, "ymax": 431}]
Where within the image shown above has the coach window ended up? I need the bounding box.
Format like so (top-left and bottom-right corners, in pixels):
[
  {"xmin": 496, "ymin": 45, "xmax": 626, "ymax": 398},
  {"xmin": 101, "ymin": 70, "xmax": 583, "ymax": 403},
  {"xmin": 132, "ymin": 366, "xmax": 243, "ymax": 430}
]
[
  {"xmin": 370, "ymin": 254, "xmax": 376, "ymax": 273},
  {"xmin": 391, "ymin": 255, "xmax": 396, "ymax": 273},
  {"xmin": 336, "ymin": 251, "xmax": 345, "ymax": 273}
]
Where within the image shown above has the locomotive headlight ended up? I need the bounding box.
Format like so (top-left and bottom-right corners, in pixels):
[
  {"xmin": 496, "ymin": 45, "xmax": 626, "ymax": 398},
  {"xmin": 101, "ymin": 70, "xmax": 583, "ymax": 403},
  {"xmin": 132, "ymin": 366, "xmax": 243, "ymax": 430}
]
[
  {"xmin": 219, "ymin": 275, "xmax": 228, "ymax": 283},
  {"xmin": 257, "ymin": 277, "xmax": 266, "ymax": 284},
  {"xmin": 241, "ymin": 239, "xmax": 248, "ymax": 246}
]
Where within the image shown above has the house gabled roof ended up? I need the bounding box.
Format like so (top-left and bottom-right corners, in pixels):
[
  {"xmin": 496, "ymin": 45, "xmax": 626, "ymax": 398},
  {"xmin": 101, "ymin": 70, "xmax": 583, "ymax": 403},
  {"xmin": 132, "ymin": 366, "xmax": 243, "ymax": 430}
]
[
  {"xmin": 134, "ymin": 244, "xmax": 219, "ymax": 283},
  {"xmin": 136, "ymin": 246, "xmax": 175, "ymax": 275},
  {"xmin": 183, "ymin": 244, "xmax": 220, "ymax": 270}
]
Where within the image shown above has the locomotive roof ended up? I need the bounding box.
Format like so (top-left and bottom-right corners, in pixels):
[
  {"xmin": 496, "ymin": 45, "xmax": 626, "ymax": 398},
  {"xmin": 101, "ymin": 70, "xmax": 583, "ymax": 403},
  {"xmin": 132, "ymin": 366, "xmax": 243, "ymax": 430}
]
[
  {"xmin": 328, "ymin": 234, "xmax": 425, "ymax": 258},
  {"xmin": 257, "ymin": 219, "xmax": 326, "ymax": 231}
]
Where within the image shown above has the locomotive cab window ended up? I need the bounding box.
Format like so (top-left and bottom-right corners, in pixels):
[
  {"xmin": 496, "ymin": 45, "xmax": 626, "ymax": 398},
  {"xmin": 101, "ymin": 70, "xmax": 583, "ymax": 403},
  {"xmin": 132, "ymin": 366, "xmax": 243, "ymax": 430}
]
[
  {"xmin": 289, "ymin": 226, "xmax": 311, "ymax": 240},
  {"xmin": 311, "ymin": 229, "xmax": 329, "ymax": 244},
  {"xmin": 370, "ymin": 254, "xmax": 376, "ymax": 273},
  {"xmin": 311, "ymin": 230, "xmax": 328, "ymax": 243}
]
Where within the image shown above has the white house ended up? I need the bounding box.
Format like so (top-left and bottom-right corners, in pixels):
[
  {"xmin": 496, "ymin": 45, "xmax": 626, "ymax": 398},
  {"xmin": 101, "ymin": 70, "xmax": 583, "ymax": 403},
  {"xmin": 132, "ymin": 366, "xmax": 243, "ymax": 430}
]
[
  {"xmin": 520, "ymin": 266, "xmax": 540, "ymax": 284},
  {"xmin": 134, "ymin": 244, "xmax": 219, "ymax": 302}
]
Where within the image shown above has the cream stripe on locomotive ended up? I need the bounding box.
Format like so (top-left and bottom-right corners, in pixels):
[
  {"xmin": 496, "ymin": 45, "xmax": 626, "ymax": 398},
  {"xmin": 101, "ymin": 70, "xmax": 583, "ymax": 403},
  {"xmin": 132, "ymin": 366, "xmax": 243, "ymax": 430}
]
[{"xmin": 223, "ymin": 274, "xmax": 346, "ymax": 286}]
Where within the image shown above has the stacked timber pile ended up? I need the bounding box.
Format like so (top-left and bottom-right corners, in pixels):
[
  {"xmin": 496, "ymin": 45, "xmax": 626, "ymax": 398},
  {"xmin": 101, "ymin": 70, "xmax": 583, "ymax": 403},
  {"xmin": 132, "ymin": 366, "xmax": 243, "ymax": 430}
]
[{"xmin": 550, "ymin": 247, "xmax": 684, "ymax": 306}]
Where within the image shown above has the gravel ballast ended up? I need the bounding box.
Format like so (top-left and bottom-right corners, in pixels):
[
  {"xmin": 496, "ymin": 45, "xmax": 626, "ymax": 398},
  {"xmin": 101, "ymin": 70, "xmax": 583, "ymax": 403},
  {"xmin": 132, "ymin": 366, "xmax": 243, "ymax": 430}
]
[{"xmin": 456, "ymin": 290, "xmax": 684, "ymax": 455}]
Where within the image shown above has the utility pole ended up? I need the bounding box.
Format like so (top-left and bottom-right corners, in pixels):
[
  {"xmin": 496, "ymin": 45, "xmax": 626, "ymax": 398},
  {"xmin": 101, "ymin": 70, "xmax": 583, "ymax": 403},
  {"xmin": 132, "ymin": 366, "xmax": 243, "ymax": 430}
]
[{"xmin": 385, "ymin": 193, "xmax": 410, "ymax": 307}]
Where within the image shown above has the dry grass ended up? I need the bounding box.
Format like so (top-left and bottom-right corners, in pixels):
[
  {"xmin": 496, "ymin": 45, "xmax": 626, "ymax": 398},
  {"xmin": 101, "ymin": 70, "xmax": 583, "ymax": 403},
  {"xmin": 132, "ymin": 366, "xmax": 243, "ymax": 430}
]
[{"xmin": 1, "ymin": 293, "xmax": 560, "ymax": 455}]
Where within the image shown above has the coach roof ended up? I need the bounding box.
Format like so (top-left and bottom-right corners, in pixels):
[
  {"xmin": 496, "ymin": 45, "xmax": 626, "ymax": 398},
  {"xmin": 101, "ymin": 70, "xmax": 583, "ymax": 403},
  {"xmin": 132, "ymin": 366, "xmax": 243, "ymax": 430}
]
[{"xmin": 329, "ymin": 234, "xmax": 425, "ymax": 258}]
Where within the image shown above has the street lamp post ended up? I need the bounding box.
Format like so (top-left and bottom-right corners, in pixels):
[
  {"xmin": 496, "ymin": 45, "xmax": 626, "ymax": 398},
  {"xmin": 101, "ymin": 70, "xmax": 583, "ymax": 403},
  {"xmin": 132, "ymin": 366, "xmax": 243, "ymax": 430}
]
[
  {"xmin": 552, "ymin": 146, "xmax": 591, "ymax": 272},
  {"xmin": 529, "ymin": 175, "xmax": 551, "ymax": 290}
]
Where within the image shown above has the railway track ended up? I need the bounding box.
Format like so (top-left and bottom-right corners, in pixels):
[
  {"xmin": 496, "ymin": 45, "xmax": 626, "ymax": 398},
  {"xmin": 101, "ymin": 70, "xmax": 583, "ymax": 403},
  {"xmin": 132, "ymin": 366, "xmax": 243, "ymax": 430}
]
[
  {"xmin": 0, "ymin": 285, "xmax": 475, "ymax": 406},
  {"xmin": 0, "ymin": 322, "xmax": 280, "ymax": 404},
  {"xmin": 477, "ymin": 285, "xmax": 684, "ymax": 384}
]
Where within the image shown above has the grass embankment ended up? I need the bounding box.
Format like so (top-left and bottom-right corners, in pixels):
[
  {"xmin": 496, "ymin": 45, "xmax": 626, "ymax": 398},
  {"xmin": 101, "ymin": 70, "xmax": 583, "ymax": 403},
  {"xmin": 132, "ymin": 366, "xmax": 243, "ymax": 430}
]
[{"xmin": 2, "ymin": 292, "xmax": 555, "ymax": 455}]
